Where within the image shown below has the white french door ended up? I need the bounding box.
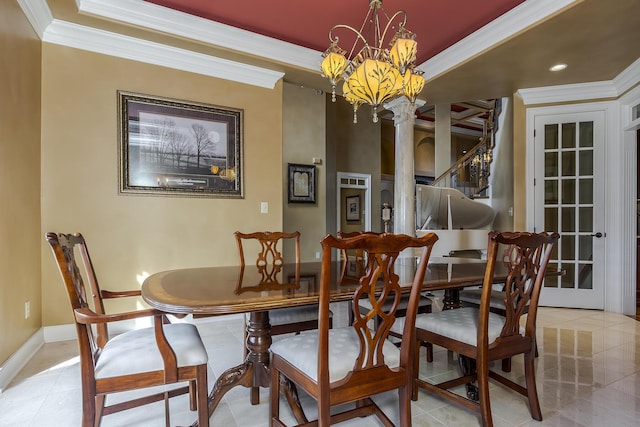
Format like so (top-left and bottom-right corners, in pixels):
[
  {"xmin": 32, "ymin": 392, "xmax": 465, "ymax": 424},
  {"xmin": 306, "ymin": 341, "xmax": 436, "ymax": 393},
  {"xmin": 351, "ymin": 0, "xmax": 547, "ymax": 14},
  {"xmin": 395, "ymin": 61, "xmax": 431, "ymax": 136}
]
[{"xmin": 532, "ymin": 111, "xmax": 605, "ymax": 309}]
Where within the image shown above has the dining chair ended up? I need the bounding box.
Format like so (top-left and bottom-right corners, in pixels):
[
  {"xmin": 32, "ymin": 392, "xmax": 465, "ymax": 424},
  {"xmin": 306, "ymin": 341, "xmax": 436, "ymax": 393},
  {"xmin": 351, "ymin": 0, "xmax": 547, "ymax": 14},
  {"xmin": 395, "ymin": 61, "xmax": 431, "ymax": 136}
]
[
  {"xmin": 235, "ymin": 231, "xmax": 331, "ymax": 400},
  {"xmin": 45, "ymin": 232, "xmax": 210, "ymax": 427},
  {"xmin": 407, "ymin": 231, "xmax": 558, "ymax": 427},
  {"xmin": 457, "ymin": 243, "xmax": 535, "ymax": 371},
  {"xmin": 338, "ymin": 231, "xmax": 435, "ymax": 362},
  {"xmin": 270, "ymin": 231, "xmax": 439, "ymax": 426}
]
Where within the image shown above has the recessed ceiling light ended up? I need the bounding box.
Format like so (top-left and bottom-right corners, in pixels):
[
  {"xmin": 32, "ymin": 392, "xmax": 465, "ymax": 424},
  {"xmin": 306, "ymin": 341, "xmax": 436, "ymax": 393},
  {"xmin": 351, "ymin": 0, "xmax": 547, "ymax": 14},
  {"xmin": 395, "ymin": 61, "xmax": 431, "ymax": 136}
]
[{"xmin": 549, "ymin": 63, "xmax": 567, "ymax": 72}]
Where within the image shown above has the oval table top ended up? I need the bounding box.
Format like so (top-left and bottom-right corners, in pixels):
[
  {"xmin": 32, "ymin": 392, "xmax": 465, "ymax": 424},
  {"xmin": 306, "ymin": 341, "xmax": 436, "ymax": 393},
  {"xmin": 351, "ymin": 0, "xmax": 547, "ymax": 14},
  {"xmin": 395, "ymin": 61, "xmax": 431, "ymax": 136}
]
[{"xmin": 141, "ymin": 257, "xmax": 502, "ymax": 316}]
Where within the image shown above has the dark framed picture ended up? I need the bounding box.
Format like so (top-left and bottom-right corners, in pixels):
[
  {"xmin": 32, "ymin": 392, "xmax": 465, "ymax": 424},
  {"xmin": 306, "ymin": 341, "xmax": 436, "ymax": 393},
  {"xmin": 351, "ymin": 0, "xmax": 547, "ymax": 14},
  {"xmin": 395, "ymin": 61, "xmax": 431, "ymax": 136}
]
[
  {"xmin": 346, "ymin": 195, "xmax": 360, "ymax": 221},
  {"xmin": 118, "ymin": 91, "xmax": 243, "ymax": 198},
  {"xmin": 288, "ymin": 163, "xmax": 316, "ymax": 203}
]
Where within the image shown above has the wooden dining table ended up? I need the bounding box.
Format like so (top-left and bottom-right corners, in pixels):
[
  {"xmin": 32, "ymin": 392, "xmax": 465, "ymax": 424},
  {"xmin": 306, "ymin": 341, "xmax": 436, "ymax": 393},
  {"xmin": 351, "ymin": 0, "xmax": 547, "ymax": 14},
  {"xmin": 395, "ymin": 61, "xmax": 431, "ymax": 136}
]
[{"xmin": 141, "ymin": 255, "xmax": 521, "ymax": 424}]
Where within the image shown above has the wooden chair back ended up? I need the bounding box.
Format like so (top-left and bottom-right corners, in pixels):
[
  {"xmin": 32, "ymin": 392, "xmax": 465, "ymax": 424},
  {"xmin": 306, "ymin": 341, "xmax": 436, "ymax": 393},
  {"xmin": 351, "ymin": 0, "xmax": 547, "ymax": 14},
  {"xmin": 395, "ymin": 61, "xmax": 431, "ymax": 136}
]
[
  {"xmin": 484, "ymin": 231, "xmax": 558, "ymax": 346},
  {"xmin": 234, "ymin": 231, "xmax": 300, "ymax": 285},
  {"xmin": 319, "ymin": 232, "xmax": 438, "ymax": 392},
  {"xmin": 336, "ymin": 231, "xmax": 380, "ymax": 284},
  {"xmin": 47, "ymin": 232, "xmax": 110, "ymax": 350}
]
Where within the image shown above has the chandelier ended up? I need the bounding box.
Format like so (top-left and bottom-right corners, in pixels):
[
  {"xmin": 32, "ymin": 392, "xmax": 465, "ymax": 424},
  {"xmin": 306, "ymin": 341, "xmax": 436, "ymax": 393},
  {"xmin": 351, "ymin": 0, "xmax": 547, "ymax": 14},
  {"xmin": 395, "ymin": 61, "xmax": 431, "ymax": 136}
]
[{"xmin": 321, "ymin": 0, "xmax": 425, "ymax": 123}]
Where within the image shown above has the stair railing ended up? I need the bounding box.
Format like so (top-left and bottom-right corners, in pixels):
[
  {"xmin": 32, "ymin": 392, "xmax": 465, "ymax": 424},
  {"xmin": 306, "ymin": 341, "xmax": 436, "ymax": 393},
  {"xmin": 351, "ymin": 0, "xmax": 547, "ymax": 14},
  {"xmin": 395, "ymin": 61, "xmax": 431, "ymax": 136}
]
[{"xmin": 430, "ymin": 112, "xmax": 495, "ymax": 199}]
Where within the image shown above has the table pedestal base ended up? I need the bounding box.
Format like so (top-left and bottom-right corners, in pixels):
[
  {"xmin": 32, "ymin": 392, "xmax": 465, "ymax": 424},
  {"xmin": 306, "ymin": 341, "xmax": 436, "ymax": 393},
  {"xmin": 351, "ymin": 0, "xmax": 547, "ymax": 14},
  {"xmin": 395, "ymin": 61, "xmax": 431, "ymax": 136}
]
[{"xmin": 190, "ymin": 311, "xmax": 308, "ymax": 426}]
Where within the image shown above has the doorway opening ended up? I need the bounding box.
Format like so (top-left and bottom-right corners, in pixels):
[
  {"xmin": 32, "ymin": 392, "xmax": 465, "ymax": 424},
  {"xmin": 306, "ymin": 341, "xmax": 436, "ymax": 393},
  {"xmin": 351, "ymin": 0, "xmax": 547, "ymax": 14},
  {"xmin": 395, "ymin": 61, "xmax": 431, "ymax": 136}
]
[{"xmin": 337, "ymin": 172, "xmax": 371, "ymax": 234}]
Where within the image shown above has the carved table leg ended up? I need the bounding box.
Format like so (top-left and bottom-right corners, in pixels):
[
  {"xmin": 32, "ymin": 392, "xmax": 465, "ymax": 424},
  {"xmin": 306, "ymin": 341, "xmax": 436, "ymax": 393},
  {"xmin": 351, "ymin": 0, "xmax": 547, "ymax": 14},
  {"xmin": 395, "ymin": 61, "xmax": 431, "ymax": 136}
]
[
  {"xmin": 246, "ymin": 311, "xmax": 272, "ymax": 405},
  {"xmin": 458, "ymin": 355, "xmax": 479, "ymax": 401},
  {"xmin": 189, "ymin": 310, "xmax": 307, "ymax": 426},
  {"xmin": 444, "ymin": 288, "xmax": 477, "ymax": 401},
  {"xmin": 443, "ymin": 289, "xmax": 461, "ymax": 310}
]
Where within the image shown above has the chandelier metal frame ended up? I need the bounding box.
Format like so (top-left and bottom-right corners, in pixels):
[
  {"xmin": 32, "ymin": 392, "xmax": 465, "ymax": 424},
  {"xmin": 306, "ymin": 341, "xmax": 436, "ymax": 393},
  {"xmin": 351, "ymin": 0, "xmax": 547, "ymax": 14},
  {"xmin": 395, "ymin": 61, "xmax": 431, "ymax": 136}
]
[{"xmin": 321, "ymin": 0, "xmax": 425, "ymax": 123}]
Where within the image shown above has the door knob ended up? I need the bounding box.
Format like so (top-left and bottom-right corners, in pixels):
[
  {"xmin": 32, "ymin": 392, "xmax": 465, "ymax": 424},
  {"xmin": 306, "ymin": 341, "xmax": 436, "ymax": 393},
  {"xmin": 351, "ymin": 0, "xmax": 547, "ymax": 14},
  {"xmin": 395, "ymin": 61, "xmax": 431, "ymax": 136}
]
[{"xmin": 591, "ymin": 232, "xmax": 603, "ymax": 238}]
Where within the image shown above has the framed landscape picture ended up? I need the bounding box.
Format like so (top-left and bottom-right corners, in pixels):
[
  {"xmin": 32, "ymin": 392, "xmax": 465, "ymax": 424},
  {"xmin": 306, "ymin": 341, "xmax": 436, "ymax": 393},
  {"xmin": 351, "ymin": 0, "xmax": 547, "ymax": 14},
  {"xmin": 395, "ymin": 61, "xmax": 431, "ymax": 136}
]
[
  {"xmin": 346, "ymin": 195, "xmax": 360, "ymax": 221},
  {"xmin": 118, "ymin": 91, "xmax": 243, "ymax": 198}
]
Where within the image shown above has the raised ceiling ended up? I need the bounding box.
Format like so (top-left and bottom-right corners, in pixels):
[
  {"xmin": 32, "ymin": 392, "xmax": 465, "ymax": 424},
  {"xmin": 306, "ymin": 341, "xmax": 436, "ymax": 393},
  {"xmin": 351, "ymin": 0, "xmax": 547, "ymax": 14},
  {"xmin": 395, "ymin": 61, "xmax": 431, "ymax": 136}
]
[
  {"xmin": 144, "ymin": 0, "xmax": 525, "ymax": 65},
  {"xmin": 44, "ymin": 0, "xmax": 640, "ymax": 105}
]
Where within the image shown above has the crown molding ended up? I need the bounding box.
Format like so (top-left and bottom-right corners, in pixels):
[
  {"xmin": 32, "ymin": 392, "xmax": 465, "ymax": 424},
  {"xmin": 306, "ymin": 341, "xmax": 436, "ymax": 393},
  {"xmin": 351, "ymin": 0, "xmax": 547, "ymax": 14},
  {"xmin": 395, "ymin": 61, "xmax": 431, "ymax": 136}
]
[
  {"xmin": 42, "ymin": 19, "xmax": 284, "ymax": 89},
  {"xmin": 16, "ymin": 0, "xmax": 53, "ymax": 39},
  {"xmin": 418, "ymin": 0, "xmax": 579, "ymax": 81},
  {"xmin": 16, "ymin": 1, "xmax": 284, "ymax": 88},
  {"xmin": 517, "ymin": 81, "xmax": 618, "ymax": 105},
  {"xmin": 518, "ymin": 59, "xmax": 640, "ymax": 105},
  {"xmin": 613, "ymin": 57, "xmax": 640, "ymax": 96},
  {"xmin": 75, "ymin": 0, "xmax": 321, "ymax": 71}
]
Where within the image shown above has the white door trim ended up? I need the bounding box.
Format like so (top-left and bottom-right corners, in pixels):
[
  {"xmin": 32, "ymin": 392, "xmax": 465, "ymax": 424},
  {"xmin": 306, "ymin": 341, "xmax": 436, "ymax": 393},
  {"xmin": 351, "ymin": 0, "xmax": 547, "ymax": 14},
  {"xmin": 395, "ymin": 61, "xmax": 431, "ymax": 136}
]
[
  {"xmin": 336, "ymin": 172, "xmax": 372, "ymax": 233},
  {"xmin": 619, "ymin": 85, "xmax": 640, "ymax": 314}
]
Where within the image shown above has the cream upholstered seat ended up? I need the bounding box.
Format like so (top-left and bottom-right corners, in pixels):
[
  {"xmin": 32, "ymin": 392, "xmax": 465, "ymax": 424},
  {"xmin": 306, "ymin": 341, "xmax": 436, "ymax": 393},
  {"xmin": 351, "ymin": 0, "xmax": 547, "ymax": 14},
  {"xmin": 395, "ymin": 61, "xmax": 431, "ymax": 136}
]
[
  {"xmin": 271, "ymin": 327, "xmax": 401, "ymax": 383},
  {"xmin": 408, "ymin": 231, "xmax": 558, "ymax": 427},
  {"xmin": 270, "ymin": 232, "xmax": 438, "ymax": 427},
  {"xmin": 458, "ymin": 287, "xmax": 511, "ymax": 310},
  {"xmin": 94, "ymin": 324, "xmax": 207, "ymax": 379},
  {"xmin": 45, "ymin": 232, "xmax": 210, "ymax": 427},
  {"xmin": 393, "ymin": 306, "xmax": 525, "ymax": 347}
]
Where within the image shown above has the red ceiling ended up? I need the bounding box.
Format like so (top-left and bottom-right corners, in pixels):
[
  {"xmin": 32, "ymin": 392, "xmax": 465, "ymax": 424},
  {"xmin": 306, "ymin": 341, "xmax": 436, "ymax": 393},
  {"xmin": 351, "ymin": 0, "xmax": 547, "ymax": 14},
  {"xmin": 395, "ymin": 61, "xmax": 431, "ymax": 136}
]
[{"xmin": 144, "ymin": 0, "xmax": 524, "ymax": 64}]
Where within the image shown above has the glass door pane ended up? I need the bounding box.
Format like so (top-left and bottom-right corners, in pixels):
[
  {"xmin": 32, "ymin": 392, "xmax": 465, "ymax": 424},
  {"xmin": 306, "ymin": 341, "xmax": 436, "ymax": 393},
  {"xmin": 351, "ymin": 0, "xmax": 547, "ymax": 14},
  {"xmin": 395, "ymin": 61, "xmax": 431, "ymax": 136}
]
[{"xmin": 543, "ymin": 121, "xmax": 595, "ymax": 291}]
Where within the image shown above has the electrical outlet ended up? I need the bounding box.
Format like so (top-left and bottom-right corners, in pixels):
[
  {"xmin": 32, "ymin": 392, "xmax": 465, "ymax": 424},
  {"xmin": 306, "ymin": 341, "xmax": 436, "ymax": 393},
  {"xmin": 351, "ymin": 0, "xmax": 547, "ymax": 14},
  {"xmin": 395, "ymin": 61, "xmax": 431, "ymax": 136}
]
[
  {"xmin": 25, "ymin": 301, "xmax": 30, "ymax": 319},
  {"xmin": 316, "ymin": 251, "xmax": 321, "ymax": 259},
  {"xmin": 260, "ymin": 202, "xmax": 268, "ymax": 213}
]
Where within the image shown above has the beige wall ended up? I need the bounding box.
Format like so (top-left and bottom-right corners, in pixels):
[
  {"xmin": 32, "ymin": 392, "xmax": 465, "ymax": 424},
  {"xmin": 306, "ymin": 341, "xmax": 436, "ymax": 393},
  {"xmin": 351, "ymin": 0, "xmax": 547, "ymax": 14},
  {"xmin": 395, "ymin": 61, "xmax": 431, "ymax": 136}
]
[
  {"xmin": 282, "ymin": 84, "xmax": 327, "ymax": 261},
  {"xmin": 512, "ymin": 94, "xmax": 527, "ymax": 230},
  {"xmin": 40, "ymin": 44, "xmax": 284, "ymax": 326},
  {"xmin": 489, "ymin": 98, "xmax": 515, "ymax": 231},
  {"xmin": 0, "ymin": 0, "xmax": 42, "ymax": 365},
  {"xmin": 330, "ymin": 99, "xmax": 382, "ymax": 232}
]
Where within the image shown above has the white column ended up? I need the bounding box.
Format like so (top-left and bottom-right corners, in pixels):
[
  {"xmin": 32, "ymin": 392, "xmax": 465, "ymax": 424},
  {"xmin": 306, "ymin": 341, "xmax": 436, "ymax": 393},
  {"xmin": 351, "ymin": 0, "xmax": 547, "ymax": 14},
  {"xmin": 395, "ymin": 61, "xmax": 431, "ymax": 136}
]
[
  {"xmin": 384, "ymin": 97, "xmax": 425, "ymax": 237},
  {"xmin": 434, "ymin": 104, "xmax": 451, "ymax": 178}
]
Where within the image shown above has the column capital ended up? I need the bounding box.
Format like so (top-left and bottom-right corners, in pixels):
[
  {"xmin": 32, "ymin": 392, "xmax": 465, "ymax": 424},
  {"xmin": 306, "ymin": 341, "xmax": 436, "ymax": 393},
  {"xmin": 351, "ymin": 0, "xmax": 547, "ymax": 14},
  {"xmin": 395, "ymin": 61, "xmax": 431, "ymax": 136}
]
[{"xmin": 384, "ymin": 97, "xmax": 426, "ymax": 125}]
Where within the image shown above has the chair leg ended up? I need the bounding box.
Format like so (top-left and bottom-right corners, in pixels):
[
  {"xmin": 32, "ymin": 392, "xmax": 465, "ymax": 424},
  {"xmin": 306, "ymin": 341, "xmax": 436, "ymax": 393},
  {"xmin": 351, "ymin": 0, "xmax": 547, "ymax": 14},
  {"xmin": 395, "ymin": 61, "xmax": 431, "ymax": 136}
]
[
  {"xmin": 398, "ymin": 385, "xmax": 411, "ymax": 427},
  {"xmin": 476, "ymin": 361, "xmax": 493, "ymax": 427},
  {"xmin": 90, "ymin": 394, "xmax": 103, "ymax": 427},
  {"xmin": 270, "ymin": 365, "xmax": 280, "ymax": 425},
  {"xmin": 197, "ymin": 365, "xmax": 210, "ymax": 427},
  {"xmin": 501, "ymin": 357, "xmax": 512, "ymax": 372},
  {"xmin": 412, "ymin": 339, "xmax": 420, "ymax": 401},
  {"xmin": 425, "ymin": 342, "xmax": 433, "ymax": 363},
  {"xmin": 318, "ymin": 392, "xmax": 330, "ymax": 427},
  {"xmin": 189, "ymin": 379, "xmax": 197, "ymax": 411},
  {"xmin": 524, "ymin": 349, "xmax": 542, "ymax": 421}
]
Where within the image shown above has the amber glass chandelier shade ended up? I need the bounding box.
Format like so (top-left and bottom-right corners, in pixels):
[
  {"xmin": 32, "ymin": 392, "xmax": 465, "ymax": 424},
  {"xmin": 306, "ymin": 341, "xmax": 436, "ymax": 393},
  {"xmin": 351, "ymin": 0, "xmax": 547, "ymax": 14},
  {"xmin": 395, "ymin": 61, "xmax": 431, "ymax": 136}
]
[
  {"xmin": 403, "ymin": 71, "xmax": 425, "ymax": 103},
  {"xmin": 389, "ymin": 38, "xmax": 417, "ymax": 75},
  {"xmin": 343, "ymin": 80, "xmax": 364, "ymax": 123},
  {"xmin": 346, "ymin": 59, "xmax": 403, "ymax": 122},
  {"xmin": 321, "ymin": 52, "xmax": 348, "ymax": 101}
]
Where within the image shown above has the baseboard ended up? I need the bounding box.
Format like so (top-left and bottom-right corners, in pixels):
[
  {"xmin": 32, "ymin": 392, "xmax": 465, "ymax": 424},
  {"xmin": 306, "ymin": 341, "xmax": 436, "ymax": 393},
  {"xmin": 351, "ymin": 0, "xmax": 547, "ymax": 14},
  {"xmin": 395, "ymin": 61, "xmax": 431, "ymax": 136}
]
[
  {"xmin": 43, "ymin": 323, "xmax": 77, "ymax": 342},
  {"xmin": 0, "ymin": 329, "xmax": 45, "ymax": 393}
]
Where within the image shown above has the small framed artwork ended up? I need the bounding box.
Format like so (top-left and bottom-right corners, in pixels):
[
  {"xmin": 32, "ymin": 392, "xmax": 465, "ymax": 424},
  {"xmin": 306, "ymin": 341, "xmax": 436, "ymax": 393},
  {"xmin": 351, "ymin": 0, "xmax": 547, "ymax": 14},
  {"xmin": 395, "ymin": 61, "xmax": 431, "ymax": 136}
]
[
  {"xmin": 346, "ymin": 195, "xmax": 360, "ymax": 221},
  {"xmin": 288, "ymin": 163, "xmax": 316, "ymax": 203},
  {"xmin": 118, "ymin": 91, "xmax": 243, "ymax": 198}
]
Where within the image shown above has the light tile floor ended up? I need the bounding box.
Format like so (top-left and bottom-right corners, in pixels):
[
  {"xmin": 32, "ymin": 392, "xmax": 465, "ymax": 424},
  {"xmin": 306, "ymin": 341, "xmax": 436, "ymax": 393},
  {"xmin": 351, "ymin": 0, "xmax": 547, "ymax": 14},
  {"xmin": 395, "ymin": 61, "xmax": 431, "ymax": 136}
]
[{"xmin": 1, "ymin": 307, "xmax": 640, "ymax": 426}]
